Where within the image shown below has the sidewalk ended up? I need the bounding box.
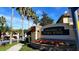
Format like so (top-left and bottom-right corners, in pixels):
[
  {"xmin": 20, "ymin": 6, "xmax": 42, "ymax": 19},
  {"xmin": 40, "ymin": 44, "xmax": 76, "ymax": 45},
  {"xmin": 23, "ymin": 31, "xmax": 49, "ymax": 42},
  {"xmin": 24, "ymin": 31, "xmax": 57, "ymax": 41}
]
[{"xmin": 7, "ymin": 43, "xmax": 24, "ymax": 51}]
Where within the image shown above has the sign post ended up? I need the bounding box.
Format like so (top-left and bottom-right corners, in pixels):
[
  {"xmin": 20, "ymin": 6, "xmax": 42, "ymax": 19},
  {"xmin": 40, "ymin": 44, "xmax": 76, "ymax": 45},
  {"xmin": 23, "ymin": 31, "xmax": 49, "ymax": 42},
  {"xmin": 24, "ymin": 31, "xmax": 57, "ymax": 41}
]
[{"xmin": 70, "ymin": 7, "xmax": 79, "ymax": 50}]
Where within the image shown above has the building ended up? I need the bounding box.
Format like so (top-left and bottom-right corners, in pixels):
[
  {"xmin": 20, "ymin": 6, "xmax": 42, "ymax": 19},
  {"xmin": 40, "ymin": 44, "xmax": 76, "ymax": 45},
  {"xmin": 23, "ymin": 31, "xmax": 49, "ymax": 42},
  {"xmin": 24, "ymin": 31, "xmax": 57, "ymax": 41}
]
[
  {"xmin": 41, "ymin": 11, "xmax": 79, "ymax": 41},
  {"xmin": 57, "ymin": 9, "xmax": 79, "ymax": 25},
  {"xmin": 27, "ymin": 25, "xmax": 42, "ymax": 41},
  {"xmin": 56, "ymin": 12, "xmax": 73, "ymax": 25},
  {"xmin": 27, "ymin": 9, "xmax": 79, "ymax": 43}
]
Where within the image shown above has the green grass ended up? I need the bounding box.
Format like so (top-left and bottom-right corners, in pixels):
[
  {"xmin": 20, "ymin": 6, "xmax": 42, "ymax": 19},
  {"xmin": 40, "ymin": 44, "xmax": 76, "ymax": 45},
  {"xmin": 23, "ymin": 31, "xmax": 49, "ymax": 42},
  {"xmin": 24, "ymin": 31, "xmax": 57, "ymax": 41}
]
[
  {"xmin": 20, "ymin": 44, "xmax": 35, "ymax": 51},
  {"xmin": 0, "ymin": 42, "xmax": 17, "ymax": 51}
]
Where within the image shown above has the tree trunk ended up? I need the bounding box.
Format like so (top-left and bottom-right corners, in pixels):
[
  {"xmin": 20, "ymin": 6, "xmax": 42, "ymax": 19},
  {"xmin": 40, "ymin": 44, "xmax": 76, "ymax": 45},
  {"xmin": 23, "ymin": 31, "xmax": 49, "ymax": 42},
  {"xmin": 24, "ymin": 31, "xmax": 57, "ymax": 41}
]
[
  {"xmin": 28, "ymin": 20, "xmax": 30, "ymax": 29},
  {"xmin": 2, "ymin": 25, "xmax": 4, "ymax": 41},
  {"xmin": 10, "ymin": 8, "xmax": 14, "ymax": 44},
  {"xmin": 21, "ymin": 15, "xmax": 24, "ymax": 41}
]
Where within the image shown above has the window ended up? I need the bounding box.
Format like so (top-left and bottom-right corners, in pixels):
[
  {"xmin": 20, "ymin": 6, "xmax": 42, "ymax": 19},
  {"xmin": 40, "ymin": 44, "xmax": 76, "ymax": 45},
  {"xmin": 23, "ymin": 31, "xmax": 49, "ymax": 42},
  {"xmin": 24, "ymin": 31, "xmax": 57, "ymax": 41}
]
[{"xmin": 63, "ymin": 17, "xmax": 69, "ymax": 23}]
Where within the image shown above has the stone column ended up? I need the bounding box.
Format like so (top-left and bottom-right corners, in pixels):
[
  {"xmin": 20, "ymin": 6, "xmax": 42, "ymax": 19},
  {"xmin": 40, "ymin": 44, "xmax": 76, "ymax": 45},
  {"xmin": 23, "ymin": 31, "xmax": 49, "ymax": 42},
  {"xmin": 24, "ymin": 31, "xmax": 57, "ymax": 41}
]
[{"xmin": 70, "ymin": 8, "xmax": 79, "ymax": 50}]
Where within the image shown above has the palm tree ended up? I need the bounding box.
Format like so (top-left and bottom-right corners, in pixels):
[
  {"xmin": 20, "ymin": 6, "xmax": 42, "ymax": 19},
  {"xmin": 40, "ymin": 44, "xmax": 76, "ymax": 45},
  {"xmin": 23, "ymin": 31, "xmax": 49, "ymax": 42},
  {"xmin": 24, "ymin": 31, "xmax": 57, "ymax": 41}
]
[
  {"xmin": 24, "ymin": 7, "xmax": 39, "ymax": 40},
  {"xmin": 16, "ymin": 7, "xmax": 38, "ymax": 40},
  {"xmin": 10, "ymin": 7, "xmax": 14, "ymax": 44},
  {"xmin": 0, "ymin": 16, "xmax": 6, "ymax": 32},
  {"xmin": 31, "ymin": 11, "xmax": 39, "ymax": 40},
  {"xmin": 31, "ymin": 12, "xmax": 39, "ymax": 25},
  {"xmin": 0, "ymin": 16, "xmax": 6, "ymax": 41},
  {"xmin": 25, "ymin": 7, "xmax": 34, "ymax": 29},
  {"xmin": 16, "ymin": 7, "xmax": 26, "ymax": 40}
]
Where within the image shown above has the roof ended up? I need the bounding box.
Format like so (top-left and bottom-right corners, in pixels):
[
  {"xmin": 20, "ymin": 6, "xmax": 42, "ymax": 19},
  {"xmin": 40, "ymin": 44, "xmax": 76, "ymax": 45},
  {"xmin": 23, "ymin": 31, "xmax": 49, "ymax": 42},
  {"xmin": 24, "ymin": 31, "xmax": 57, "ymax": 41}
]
[
  {"xmin": 27, "ymin": 26, "xmax": 36, "ymax": 33},
  {"xmin": 56, "ymin": 9, "xmax": 79, "ymax": 23},
  {"xmin": 42, "ymin": 23, "xmax": 69, "ymax": 29}
]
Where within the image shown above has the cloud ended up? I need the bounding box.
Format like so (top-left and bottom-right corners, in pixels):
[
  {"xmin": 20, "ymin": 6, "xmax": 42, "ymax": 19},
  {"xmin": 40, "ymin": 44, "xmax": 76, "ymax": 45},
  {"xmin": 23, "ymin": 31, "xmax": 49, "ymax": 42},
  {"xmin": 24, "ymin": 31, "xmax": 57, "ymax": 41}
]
[
  {"xmin": 36, "ymin": 9, "xmax": 42, "ymax": 16},
  {"xmin": 35, "ymin": 9, "xmax": 43, "ymax": 20}
]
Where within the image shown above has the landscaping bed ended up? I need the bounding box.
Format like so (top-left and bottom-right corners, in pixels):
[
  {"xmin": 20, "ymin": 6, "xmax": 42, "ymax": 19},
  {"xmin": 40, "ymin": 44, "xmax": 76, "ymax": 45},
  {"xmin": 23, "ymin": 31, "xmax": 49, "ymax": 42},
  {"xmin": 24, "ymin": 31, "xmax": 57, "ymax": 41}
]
[
  {"xmin": 20, "ymin": 44, "xmax": 37, "ymax": 51},
  {"xmin": 29, "ymin": 40, "xmax": 76, "ymax": 51}
]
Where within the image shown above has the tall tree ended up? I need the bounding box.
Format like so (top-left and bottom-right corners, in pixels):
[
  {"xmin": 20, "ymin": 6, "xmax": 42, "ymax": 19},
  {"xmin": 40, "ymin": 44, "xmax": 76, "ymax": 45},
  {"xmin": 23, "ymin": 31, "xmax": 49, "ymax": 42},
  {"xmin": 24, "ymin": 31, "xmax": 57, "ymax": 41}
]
[
  {"xmin": 25, "ymin": 7, "xmax": 33, "ymax": 29},
  {"xmin": 10, "ymin": 7, "xmax": 14, "ymax": 44},
  {"xmin": 16, "ymin": 7, "xmax": 26, "ymax": 40},
  {"xmin": 31, "ymin": 11, "xmax": 39, "ymax": 40},
  {"xmin": 31, "ymin": 11, "xmax": 39, "ymax": 25},
  {"xmin": 6, "ymin": 25, "xmax": 10, "ymax": 32},
  {"xmin": 0, "ymin": 16, "xmax": 6, "ymax": 33},
  {"xmin": 40, "ymin": 12, "xmax": 54, "ymax": 26},
  {"xmin": 25, "ymin": 7, "xmax": 39, "ymax": 40},
  {"xmin": 0, "ymin": 16, "xmax": 6, "ymax": 40}
]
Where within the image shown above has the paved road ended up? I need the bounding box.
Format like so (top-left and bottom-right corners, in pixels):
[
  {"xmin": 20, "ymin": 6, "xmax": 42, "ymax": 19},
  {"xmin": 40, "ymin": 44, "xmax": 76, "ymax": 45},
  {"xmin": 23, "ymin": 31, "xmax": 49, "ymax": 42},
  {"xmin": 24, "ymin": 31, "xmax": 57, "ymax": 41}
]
[
  {"xmin": 7, "ymin": 43, "xmax": 24, "ymax": 51},
  {"xmin": 0, "ymin": 40, "xmax": 9, "ymax": 45}
]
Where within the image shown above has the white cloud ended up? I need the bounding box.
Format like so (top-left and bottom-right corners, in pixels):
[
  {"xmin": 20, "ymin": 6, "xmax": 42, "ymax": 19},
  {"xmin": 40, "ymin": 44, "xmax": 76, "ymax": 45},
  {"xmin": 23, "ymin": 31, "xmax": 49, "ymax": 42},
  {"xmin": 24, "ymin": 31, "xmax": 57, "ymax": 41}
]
[
  {"xmin": 36, "ymin": 9, "xmax": 43, "ymax": 20},
  {"xmin": 36, "ymin": 9, "xmax": 42, "ymax": 15}
]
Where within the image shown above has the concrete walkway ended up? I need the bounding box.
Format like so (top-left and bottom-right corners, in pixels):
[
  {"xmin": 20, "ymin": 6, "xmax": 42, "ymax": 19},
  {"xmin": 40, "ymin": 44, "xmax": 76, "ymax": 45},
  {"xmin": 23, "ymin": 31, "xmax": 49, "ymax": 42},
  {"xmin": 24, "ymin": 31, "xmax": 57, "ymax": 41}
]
[{"xmin": 7, "ymin": 43, "xmax": 24, "ymax": 51}]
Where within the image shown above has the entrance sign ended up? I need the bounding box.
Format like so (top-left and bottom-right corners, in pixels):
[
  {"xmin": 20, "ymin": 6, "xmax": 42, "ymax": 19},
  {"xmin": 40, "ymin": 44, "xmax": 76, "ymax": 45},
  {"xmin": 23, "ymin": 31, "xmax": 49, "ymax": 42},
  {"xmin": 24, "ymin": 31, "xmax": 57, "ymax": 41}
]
[{"xmin": 42, "ymin": 26, "xmax": 69, "ymax": 35}]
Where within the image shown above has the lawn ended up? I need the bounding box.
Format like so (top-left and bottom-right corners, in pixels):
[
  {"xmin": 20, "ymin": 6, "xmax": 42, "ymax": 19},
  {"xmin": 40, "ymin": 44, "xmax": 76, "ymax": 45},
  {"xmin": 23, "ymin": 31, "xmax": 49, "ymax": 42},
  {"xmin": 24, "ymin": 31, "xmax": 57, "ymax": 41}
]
[
  {"xmin": 0, "ymin": 42, "xmax": 17, "ymax": 51},
  {"xmin": 20, "ymin": 44, "xmax": 36, "ymax": 51}
]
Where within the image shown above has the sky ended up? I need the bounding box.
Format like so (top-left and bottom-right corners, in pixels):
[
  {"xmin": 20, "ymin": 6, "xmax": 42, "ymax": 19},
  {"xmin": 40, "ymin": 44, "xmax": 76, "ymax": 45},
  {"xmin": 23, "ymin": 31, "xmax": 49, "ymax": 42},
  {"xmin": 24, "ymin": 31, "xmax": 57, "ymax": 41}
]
[{"xmin": 0, "ymin": 7, "xmax": 68, "ymax": 29}]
